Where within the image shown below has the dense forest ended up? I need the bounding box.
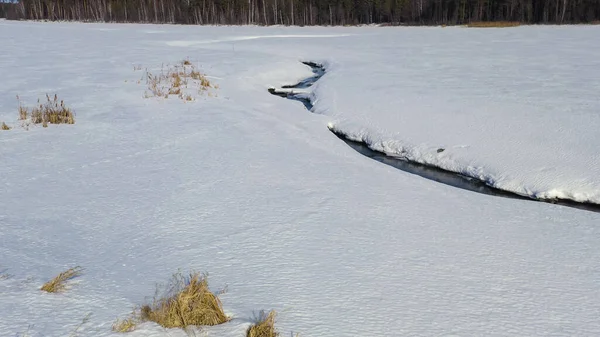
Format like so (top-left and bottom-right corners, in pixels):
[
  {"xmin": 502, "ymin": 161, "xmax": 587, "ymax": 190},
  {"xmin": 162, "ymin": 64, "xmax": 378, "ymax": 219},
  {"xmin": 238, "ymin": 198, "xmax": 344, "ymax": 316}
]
[{"xmin": 1, "ymin": 0, "xmax": 599, "ymax": 25}]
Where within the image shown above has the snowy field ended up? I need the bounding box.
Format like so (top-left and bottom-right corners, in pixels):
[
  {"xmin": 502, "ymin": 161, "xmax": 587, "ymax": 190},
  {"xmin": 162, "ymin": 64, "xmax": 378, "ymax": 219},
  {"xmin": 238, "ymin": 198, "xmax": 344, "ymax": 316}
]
[{"xmin": 1, "ymin": 21, "xmax": 600, "ymax": 336}]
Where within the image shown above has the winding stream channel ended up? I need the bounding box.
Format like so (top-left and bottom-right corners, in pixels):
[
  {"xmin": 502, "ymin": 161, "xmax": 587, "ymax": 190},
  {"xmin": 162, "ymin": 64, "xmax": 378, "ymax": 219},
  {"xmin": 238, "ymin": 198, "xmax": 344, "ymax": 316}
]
[{"xmin": 268, "ymin": 62, "xmax": 600, "ymax": 213}]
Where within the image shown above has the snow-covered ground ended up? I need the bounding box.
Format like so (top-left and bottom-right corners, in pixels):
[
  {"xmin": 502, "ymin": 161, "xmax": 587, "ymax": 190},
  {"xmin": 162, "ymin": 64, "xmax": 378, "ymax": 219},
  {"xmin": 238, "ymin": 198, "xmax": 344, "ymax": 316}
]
[
  {"xmin": 318, "ymin": 27, "xmax": 600, "ymax": 203},
  {"xmin": 1, "ymin": 21, "xmax": 599, "ymax": 336}
]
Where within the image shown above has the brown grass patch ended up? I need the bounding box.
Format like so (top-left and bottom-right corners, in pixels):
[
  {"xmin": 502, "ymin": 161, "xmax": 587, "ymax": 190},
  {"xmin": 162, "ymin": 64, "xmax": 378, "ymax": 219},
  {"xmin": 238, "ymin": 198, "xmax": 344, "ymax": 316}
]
[
  {"xmin": 40, "ymin": 266, "xmax": 82, "ymax": 293},
  {"xmin": 113, "ymin": 272, "xmax": 228, "ymax": 332},
  {"xmin": 467, "ymin": 21, "xmax": 521, "ymax": 28},
  {"xmin": 247, "ymin": 310, "xmax": 278, "ymax": 337},
  {"xmin": 17, "ymin": 94, "xmax": 75, "ymax": 127},
  {"xmin": 1, "ymin": 122, "xmax": 10, "ymax": 130},
  {"xmin": 17, "ymin": 95, "xmax": 28, "ymax": 120},
  {"xmin": 112, "ymin": 317, "xmax": 138, "ymax": 333},
  {"xmin": 141, "ymin": 272, "xmax": 228, "ymax": 328},
  {"xmin": 143, "ymin": 61, "xmax": 213, "ymax": 101}
]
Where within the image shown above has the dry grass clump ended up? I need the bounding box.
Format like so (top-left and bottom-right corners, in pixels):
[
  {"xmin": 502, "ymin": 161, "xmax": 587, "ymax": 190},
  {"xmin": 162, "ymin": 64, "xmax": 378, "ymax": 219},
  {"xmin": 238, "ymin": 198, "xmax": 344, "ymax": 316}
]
[
  {"xmin": 247, "ymin": 310, "xmax": 279, "ymax": 337},
  {"xmin": 467, "ymin": 21, "xmax": 521, "ymax": 28},
  {"xmin": 1, "ymin": 122, "xmax": 10, "ymax": 130},
  {"xmin": 18, "ymin": 96, "xmax": 28, "ymax": 120},
  {"xmin": 112, "ymin": 317, "xmax": 138, "ymax": 333},
  {"xmin": 113, "ymin": 272, "xmax": 228, "ymax": 332},
  {"xmin": 40, "ymin": 266, "xmax": 82, "ymax": 293},
  {"xmin": 140, "ymin": 272, "xmax": 228, "ymax": 328},
  {"xmin": 143, "ymin": 60, "xmax": 214, "ymax": 101},
  {"xmin": 18, "ymin": 94, "xmax": 75, "ymax": 127}
]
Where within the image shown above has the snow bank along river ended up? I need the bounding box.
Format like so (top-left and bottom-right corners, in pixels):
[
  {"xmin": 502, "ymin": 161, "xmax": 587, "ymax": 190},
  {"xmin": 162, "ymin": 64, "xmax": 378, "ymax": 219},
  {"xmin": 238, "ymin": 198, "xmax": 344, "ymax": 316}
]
[{"xmin": 269, "ymin": 61, "xmax": 600, "ymax": 213}]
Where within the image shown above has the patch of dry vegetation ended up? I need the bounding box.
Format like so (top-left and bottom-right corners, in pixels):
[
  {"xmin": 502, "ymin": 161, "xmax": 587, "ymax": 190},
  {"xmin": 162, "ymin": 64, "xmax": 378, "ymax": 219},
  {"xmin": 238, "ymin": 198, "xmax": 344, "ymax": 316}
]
[
  {"xmin": 113, "ymin": 272, "xmax": 228, "ymax": 333},
  {"xmin": 40, "ymin": 266, "xmax": 82, "ymax": 293},
  {"xmin": 143, "ymin": 60, "xmax": 214, "ymax": 101},
  {"xmin": 141, "ymin": 272, "xmax": 228, "ymax": 328},
  {"xmin": 467, "ymin": 21, "xmax": 521, "ymax": 27},
  {"xmin": 247, "ymin": 310, "xmax": 279, "ymax": 337},
  {"xmin": 17, "ymin": 94, "xmax": 75, "ymax": 128},
  {"xmin": 18, "ymin": 98, "xmax": 28, "ymax": 120},
  {"xmin": 112, "ymin": 317, "xmax": 138, "ymax": 333},
  {"xmin": 1, "ymin": 122, "xmax": 10, "ymax": 130}
]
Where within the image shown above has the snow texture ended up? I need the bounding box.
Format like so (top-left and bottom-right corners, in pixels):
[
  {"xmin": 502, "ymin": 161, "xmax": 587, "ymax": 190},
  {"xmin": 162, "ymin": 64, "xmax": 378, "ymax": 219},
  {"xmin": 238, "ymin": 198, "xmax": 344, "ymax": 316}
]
[
  {"xmin": 313, "ymin": 26, "xmax": 600, "ymax": 203},
  {"xmin": 1, "ymin": 21, "xmax": 600, "ymax": 337}
]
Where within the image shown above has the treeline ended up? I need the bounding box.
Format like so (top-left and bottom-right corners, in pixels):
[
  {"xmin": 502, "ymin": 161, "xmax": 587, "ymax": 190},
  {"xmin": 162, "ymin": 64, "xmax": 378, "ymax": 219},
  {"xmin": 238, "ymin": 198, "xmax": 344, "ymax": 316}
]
[{"xmin": 1, "ymin": 0, "xmax": 599, "ymax": 25}]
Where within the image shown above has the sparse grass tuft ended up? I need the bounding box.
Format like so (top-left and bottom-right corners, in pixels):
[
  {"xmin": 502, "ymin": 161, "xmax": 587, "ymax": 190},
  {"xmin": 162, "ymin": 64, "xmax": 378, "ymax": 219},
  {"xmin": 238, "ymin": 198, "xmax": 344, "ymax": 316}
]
[
  {"xmin": 143, "ymin": 61, "xmax": 214, "ymax": 101},
  {"xmin": 40, "ymin": 266, "xmax": 82, "ymax": 293},
  {"xmin": 68, "ymin": 313, "xmax": 92, "ymax": 337},
  {"xmin": 113, "ymin": 272, "xmax": 229, "ymax": 332},
  {"xmin": 1, "ymin": 122, "xmax": 10, "ymax": 130},
  {"xmin": 247, "ymin": 310, "xmax": 279, "ymax": 337},
  {"xmin": 112, "ymin": 317, "xmax": 138, "ymax": 333},
  {"xmin": 17, "ymin": 95, "xmax": 28, "ymax": 120},
  {"xmin": 17, "ymin": 94, "xmax": 75, "ymax": 127},
  {"xmin": 467, "ymin": 21, "xmax": 521, "ymax": 28},
  {"xmin": 139, "ymin": 272, "xmax": 228, "ymax": 329}
]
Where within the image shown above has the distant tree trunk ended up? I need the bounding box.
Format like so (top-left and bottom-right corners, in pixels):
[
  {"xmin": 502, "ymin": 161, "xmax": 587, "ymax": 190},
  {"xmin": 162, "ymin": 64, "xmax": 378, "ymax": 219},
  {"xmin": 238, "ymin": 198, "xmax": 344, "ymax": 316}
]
[{"xmin": 263, "ymin": 0, "xmax": 268, "ymax": 24}]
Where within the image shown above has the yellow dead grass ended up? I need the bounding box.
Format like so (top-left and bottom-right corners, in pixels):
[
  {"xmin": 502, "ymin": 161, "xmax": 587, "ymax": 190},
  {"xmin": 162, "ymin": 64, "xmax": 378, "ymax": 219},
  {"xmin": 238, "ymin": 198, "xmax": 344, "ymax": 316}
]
[
  {"xmin": 112, "ymin": 317, "xmax": 138, "ymax": 333},
  {"xmin": 113, "ymin": 272, "xmax": 228, "ymax": 332},
  {"xmin": 40, "ymin": 267, "xmax": 82, "ymax": 293},
  {"xmin": 247, "ymin": 310, "xmax": 279, "ymax": 337},
  {"xmin": 141, "ymin": 272, "xmax": 228, "ymax": 328},
  {"xmin": 143, "ymin": 60, "xmax": 214, "ymax": 101},
  {"xmin": 17, "ymin": 94, "xmax": 75, "ymax": 128}
]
